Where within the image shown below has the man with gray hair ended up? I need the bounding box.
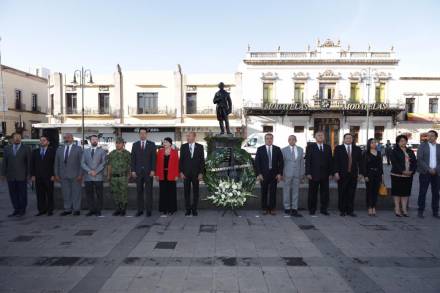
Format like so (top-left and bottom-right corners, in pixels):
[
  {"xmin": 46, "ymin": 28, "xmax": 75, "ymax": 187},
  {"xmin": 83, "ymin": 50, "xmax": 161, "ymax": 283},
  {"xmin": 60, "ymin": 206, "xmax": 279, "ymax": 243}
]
[
  {"xmin": 54, "ymin": 133, "xmax": 83, "ymax": 216},
  {"xmin": 282, "ymin": 135, "xmax": 304, "ymax": 217}
]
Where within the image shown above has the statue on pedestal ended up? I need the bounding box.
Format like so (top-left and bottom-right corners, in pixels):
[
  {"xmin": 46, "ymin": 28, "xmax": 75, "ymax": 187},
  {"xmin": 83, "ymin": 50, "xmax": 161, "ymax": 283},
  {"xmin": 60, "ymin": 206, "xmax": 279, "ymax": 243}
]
[{"xmin": 213, "ymin": 82, "xmax": 232, "ymax": 135}]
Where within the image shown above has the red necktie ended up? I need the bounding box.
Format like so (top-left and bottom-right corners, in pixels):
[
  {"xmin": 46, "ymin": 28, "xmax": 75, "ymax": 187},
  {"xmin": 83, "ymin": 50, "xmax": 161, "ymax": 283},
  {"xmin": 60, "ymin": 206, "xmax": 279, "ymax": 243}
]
[{"xmin": 141, "ymin": 141, "xmax": 145, "ymax": 151}]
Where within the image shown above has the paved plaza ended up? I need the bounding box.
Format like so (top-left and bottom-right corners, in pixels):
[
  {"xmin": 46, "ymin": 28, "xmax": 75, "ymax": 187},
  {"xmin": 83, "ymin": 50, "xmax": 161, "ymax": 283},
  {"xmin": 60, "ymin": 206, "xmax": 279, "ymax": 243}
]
[{"xmin": 0, "ymin": 173, "xmax": 439, "ymax": 293}]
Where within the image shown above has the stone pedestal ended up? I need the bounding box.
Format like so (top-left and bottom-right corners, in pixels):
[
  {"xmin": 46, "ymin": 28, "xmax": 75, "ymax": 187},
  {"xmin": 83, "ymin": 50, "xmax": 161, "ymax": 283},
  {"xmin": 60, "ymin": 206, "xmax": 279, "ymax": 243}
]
[{"xmin": 205, "ymin": 134, "xmax": 244, "ymax": 156}]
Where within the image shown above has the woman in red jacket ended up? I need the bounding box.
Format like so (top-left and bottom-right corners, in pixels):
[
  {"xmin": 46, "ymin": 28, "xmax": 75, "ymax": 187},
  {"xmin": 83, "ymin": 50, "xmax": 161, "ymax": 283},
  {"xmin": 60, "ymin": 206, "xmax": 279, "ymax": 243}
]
[{"xmin": 155, "ymin": 137, "xmax": 179, "ymax": 216}]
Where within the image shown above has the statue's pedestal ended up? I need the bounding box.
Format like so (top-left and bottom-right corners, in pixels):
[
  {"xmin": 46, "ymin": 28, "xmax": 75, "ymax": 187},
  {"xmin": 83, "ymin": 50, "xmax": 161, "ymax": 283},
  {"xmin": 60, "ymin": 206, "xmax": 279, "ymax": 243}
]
[{"xmin": 205, "ymin": 134, "xmax": 243, "ymax": 156}]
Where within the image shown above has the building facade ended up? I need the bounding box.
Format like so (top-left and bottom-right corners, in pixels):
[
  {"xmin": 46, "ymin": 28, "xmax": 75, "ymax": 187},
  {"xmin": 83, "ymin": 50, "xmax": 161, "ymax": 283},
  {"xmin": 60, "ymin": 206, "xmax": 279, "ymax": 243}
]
[
  {"xmin": 0, "ymin": 65, "xmax": 48, "ymax": 138},
  {"xmin": 34, "ymin": 39, "xmax": 439, "ymax": 149}
]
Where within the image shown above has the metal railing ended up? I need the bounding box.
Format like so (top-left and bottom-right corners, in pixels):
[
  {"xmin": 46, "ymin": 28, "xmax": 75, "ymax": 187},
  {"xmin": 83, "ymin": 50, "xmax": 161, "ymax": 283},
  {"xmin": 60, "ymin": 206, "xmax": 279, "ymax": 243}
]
[{"xmin": 128, "ymin": 106, "xmax": 176, "ymax": 116}]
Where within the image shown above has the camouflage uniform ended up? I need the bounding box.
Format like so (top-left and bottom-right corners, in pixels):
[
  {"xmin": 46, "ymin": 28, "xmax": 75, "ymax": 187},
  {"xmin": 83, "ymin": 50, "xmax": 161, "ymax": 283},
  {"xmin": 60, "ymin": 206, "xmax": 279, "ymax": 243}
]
[{"xmin": 107, "ymin": 148, "xmax": 131, "ymax": 209}]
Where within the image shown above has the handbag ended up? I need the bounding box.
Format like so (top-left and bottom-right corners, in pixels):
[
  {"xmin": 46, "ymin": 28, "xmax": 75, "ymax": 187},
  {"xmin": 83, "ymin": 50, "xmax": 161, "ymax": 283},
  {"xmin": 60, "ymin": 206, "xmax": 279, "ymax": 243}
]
[{"xmin": 378, "ymin": 183, "xmax": 388, "ymax": 197}]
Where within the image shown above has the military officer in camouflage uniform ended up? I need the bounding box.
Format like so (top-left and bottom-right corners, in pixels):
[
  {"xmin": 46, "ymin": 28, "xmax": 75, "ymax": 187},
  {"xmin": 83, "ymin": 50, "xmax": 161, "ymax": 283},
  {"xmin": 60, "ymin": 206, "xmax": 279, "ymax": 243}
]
[{"xmin": 107, "ymin": 137, "xmax": 131, "ymax": 216}]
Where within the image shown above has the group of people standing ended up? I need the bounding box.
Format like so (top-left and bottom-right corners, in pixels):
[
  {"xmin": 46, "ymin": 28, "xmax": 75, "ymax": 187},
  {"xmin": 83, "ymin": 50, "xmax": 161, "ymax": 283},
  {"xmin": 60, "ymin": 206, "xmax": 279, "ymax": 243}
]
[
  {"xmin": 1, "ymin": 129, "xmax": 204, "ymax": 218},
  {"xmin": 2, "ymin": 128, "xmax": 439, "ymax": 219},
  {"xmin": 254, "ymin": 130, "xmax": 440, "ymax": 219}
]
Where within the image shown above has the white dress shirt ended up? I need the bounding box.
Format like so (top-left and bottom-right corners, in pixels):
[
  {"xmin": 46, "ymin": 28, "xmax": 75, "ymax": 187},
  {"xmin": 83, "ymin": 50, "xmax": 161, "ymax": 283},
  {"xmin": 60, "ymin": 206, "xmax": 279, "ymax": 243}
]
[
  {"xmin": 344, "ymin": 144, "xmax": 351, "ymax": 153},
  {"xmin": 429, "ymin": 142, "xmax": 437, "ymax": 169}
]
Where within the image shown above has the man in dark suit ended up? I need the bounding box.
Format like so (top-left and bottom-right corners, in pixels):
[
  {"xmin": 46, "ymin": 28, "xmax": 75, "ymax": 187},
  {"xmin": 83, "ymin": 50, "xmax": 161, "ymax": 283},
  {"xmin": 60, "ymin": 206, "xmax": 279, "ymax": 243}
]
[
  {"xmin": 31, "ymin": 136, "xmax": 56, "ymax": 216},
  {"xmin": 179, "ymin": 132, "xmax": 205, "ymax": 216},
  {"xmin": 1, "ymin": 132, "xmax": 31, "ymax": 217},
  {"xmin": 333, "ymin": 133, "xmax": 362, "ymax": 217},
  {"xmin": 255, "ymin": 133, "xmax": 284, "ymax": 215},
  {"xmin": 305, "ymin": 131, "xmax": 333, "ymax": 216},
  {"xmin": 131, "ymin": 128, "xmax": 156, "ymax": 217}
]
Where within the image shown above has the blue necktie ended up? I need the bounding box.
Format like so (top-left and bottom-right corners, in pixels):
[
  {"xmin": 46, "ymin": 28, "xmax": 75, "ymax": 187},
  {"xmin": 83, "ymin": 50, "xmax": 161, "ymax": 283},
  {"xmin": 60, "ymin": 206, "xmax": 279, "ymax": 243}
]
[
  {"xmin": 40, "ymin": 148, "xmax": 45, "ymax": 159},
  {"xmin": 64, "ymin": 146, "xmax": 70, "ymax": 164},
  {"xmin": 13, "ymin": 145, "xmax": 17, "ymax": 156}
]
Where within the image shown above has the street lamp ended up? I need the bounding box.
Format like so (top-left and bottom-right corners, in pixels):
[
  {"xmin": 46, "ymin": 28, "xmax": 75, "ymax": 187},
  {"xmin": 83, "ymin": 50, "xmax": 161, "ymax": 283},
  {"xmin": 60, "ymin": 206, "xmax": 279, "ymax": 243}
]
[
  {"xmin": 361, "ymin": 67, "xmax": 377, "ymax": 144},
  {"xmin": 72, "ymin": 67, "xmax": 93, "ymax": 149}
]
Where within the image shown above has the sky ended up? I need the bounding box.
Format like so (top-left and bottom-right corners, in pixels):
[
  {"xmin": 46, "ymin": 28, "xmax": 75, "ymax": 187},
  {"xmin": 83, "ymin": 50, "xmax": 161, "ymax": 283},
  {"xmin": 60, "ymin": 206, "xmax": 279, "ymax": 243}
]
[{"xmin": 1, "ymin": 0, "xmax": 440, "ymax": 75}]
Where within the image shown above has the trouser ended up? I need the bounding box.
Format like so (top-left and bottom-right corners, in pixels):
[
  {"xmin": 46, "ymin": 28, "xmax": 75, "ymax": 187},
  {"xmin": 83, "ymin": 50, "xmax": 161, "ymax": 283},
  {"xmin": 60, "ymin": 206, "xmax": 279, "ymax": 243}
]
[
  {"xmin": 219, "ymin": 117, "xmax": 231, "ymax": 134},
  {"xmin": 8, "ymin": 180, "xmax": 27, "ymax": 214},
  {"xmin": 110, "ymin": 176, "xmax": 128, "ymax": 208},
  {"xmin": 337, "ymin": 174, "xmax": 358, "ymax": 213},
  {"xmin": 136, "ymin": 174, "xmax": 153, "ymax": 213},
  {"xmin": 308, "ymin": 178, "xmax": 329, "ymax": 213},
  {"xmin": 184, "ymin": 175, "xmax": 199, "ymax": 211},
  {"xmin": 283, "ymin": 176, "xmax": 300, "ymax": 210},
  {"xmin": 35, "ymin": 177, "xmax": 54, "ymax": 213},
  {"xmin": 261, "ymin": 172, "xmax": 277, "ymax": 210},
  {"xmin": 418, "ymin": 173, "xmax": 440, "ymax": 215},
  {"xmin": 85, "ymin": 181, "xmax": 104, "ymax": 213},
  {"xmin": 365, "ymin": 175, "xmax": 381, "ymax": 209},
  {"xmin": 61, "ymin": 178, "xmax": 82, "ymax": 212}
]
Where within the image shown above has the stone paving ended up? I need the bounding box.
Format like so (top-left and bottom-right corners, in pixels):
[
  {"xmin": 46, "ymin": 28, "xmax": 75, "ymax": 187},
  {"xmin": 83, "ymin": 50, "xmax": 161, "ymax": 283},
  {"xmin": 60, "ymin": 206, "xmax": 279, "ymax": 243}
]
[{"xmin": 0, "ymin": 171, "xmax": 439, "ymax": 293}]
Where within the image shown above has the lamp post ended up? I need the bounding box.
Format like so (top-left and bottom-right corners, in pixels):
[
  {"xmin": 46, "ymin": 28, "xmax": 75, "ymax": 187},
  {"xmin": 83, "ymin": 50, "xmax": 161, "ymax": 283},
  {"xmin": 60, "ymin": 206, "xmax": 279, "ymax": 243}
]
[
  {"xmin": 361, "ymin": 67, "xmax": 377, "ymax": 144},
  {"xmin": 72, "ymin": 67, "xmax": 93, "ymax": 149}
]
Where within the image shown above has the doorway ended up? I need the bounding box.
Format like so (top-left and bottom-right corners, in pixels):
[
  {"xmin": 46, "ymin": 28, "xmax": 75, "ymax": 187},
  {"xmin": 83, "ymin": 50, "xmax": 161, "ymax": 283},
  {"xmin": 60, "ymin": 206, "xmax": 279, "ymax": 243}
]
[{"xmin": 314, "ymin": 118, "xmax": 340, "ymax": 150}]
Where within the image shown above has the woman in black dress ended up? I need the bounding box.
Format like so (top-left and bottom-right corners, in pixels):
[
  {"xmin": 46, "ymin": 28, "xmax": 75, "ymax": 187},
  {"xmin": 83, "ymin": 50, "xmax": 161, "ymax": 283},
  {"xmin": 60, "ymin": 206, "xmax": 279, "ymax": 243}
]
[
  {"xmin": 361, "ymin": 138, "xmax": 384, "ymax": 216},
  {"xmin": 390, "ymin": 135, "xmax": 417, "ymax": 217},
  {"xmin": 155, "ymin": 137, "xmax": 179, "ymax": 216}
]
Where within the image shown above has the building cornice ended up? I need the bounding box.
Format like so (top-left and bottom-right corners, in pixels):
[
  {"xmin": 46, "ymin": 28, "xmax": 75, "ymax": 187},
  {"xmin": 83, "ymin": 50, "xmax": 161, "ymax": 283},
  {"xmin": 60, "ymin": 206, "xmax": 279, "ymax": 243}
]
[
  {"xmin": 1, "ymin": 64, "xmax": 48, "ymax": 83},
  {"xmin": 243, "ymin": 59, "xmax": 400, "ymax": 66},
  {"xmin": 400, "ymin": 77, "xmax": 440, "ymax": 80}
]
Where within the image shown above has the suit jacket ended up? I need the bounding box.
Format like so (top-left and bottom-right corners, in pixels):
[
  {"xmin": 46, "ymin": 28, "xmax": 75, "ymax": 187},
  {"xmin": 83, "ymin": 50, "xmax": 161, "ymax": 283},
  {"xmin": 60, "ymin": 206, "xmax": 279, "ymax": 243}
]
[
  {"xmin": 54, "ymin": 144, "xmax": 83, "ymax": 179},
  {"xmin": 81, "ymin": 147, "xmax": 107, "ymax": 181},
  {"xmin": 333, "ymin": 144, "xmax": 362, "ymax": 177},
  {"xmin": 156, "ymin": 148, "xmax": 179, "ymax": 181},
  {"xmin": 1, "ymin": 143, "xmax": 31, "ymax": 181},
  {"xmin": 31, "ymin": 146, "xmax": 55, "ymax": 179},
  {"xmin": 255, "ymin": 144, "xmax": 284, "ymax": 178},
  {"xmin": 390, "ymin": 147, "xmax": 417, "ymax": 175},
  {"xmin": 282, "ymin": 145, "xmax": 304, "ymax": 178},
  {"xmin": 130, "ymin": 140, "xmax": 156, "ymax": 175},
  {"xmin": 179, "ymin": 142, "xmax": 205, "ymax": 177},
  {"xmin": 305, "ymin": 143, "xmax": 333, "ymax": 180},
  {"xmin": 417, "ymin": 142, "xmax": 440, "ymax": 174}
]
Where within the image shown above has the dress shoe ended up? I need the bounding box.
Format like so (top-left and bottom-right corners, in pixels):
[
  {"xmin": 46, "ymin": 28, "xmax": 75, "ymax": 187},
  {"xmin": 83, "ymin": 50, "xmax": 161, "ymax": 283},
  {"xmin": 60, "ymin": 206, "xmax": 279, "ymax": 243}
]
[
  {"xmin": 417, "ymin": 211, "xmax": 424, "ymax": 218},
  {"xmin": 35, "ymin": 212, "xmax": 45, "ymax": 216},
  {"xmin": 402, "ymin": 213, "xmax": 409, "ymax": 217},
  {"xmin": 395, "ymin": 213, "xmax": 402, "ymax": 217},
  {"xmin": 135, "ymin": 211, "xmax": 143, "ymax": 217},
  {"xmin": 60, "ymin": 211, "xmax": 72, "ymax": 216},
  {"xmin": 347, "ymin": 213, "xmax": 357, "ymax": 217},
  {"xmin": 73, "ymin": 211, "xmax": 81, "ymax": 216},
  {"xmin": 47, "ymin": 212, "xmax": 53, "ymax": 216},
  {"xmin": 146, "ymin": 211, "xmax": 152, "ymax": 217},
  {"xmin": 96, "ymin": 211, "xmax": 102, "ymax": 217},
  {"xmin": 192, "ymin": 210, "xmax": 198, "ymax": 216},
  {"xmin": 340, "ymin": 212, "xmax": 346, "ymax": 217},
  {"xmin": 120, "ymin": 210, "xmax": 126, "ymax": 216},
  {"xmin": 309, "ymin": 211, "xmax": 316, "ymax": 215},
  {"xmin": 320, "ymin": 211, "xmax": 330, "ymax": 216},
  {"xmin": 290, "ymin": 209, "xmax": 297, "ymax": 216},
  {"xmin": 86, "ymin": 211, "xmax": 95, "ymax": 217},
  {"xmin": 185, "ymin": 210, "xmax": 192, "ymax": 217},
  {"xmin": 284, "ymin": 209, "xmax": 290, "ymax": 215},
  {"xmin": 8, "ymin": 211, "xmax": 19, "ymax": 217},
  {"xmin": 113, "ymin": 210, "xmax": 121, "ymax": 216}
]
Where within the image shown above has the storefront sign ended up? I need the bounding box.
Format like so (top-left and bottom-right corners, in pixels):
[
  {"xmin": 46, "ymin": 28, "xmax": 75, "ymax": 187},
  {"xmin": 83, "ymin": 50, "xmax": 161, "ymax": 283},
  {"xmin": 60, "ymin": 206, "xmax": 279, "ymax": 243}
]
[{"xmin": 262, "ymin": 102, "xmax": 389, "ymax": 111}]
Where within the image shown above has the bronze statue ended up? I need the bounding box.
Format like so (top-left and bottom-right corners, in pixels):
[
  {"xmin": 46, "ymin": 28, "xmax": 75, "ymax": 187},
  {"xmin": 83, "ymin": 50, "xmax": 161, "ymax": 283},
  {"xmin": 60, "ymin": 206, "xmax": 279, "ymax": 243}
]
[{"xmin": 213, "ymin": 82, "xmax": 232, "ymax": 135}]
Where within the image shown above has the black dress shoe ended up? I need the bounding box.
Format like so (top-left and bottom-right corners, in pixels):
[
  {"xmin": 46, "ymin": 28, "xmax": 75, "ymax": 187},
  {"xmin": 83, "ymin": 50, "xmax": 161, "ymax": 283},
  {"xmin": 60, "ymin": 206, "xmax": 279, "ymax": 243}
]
[
  {"xmin": 8, "ymin": 211, "xmax": 19, "ymax": 217},
  {"xmin": 192, "ymin": 210, "xmax": 198, "ymax": 216},
  {"xmin": 320, "ymin": 211, "xmax": 330, "ymax": 216},
  {"xmin": 284, "ymin": 209, "xmax": 290, "ymax": 215},
  {"xmin": 86, "ymin": 211, "xmax": 95, "ymax": 217},
  {"xmin": 113, "ymin": 210, "xmax": 121, "ymax": 216},
  {"xmin": 120, "ymin": 210, "xmax": 126, "ymax": 216},
  {"xmin": 60, "ymin": 211, "xmax": 72, "ymax": 216},
  {"xmin": 347, "ymin": 213, "xmax": 357, "ymax": 217},
  {"xmin": 340, "ymin": 212, "xmax": 346, "ymax": 217},
  {"xmin": 47, "ymin": 212, "xmax": 53, "ymax": 216},
  {"xmin": 185, "ymin": 210, "xmax": 192, "ymax": 217},
  {"xmin": 135, "ymin": 211, "xmax": 143, "ymax": 217},
  {"xmin": 73, "ymin": 211, "xmax": 80, "ymax": 216},
  {"xmin": 146, "ymin": 211, "xmax": 152, "ymax": 217}
]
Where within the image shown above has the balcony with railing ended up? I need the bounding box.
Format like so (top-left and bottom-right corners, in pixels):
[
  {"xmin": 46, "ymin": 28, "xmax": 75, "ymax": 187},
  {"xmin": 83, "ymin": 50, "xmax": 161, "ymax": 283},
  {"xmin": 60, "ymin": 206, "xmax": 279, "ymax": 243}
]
[
  {"xmin": 64, "ymin": 106, "xmax": 119, "ymax": 117},
  {"xmin": 128, "ymin": 106, "xmax": 176, "ymax": 118},
  {"xmin": 185, "ymin": 107, "xmax": 242, "ymax": 118}
]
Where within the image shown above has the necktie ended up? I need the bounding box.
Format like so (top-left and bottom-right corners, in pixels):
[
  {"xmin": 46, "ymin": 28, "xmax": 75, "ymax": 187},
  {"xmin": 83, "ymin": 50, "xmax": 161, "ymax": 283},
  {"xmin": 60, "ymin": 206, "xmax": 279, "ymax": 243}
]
[
  {"xmin": 13, "ymin": 145, "xmax": 17, "ymax": 156},
  {"xmin": 40, "ymin": 148, "xmax": 45, "ymax": 159},
  {"xmin": 268, "ymin": 146, "xmax": 272, "ymax": 169},
  {"xmin": 319, "ymin": 144, "xmax": 323, "ymax": 152},
  {"xmin": 190, "ymin": 144, "xmax": 194, "ymax": 158},
  {"xmin": 347, "ymin": 145, "xmax": 352, "ymax": 173},
  {"xmin": 292, "ymin": 147, "xmax": 296, "ymax": 160},
  {"xmin": 91, "ymin": 148, "xmax": 95, "ymax": 159},
  {"xmin": 64, "ymin": 146, "xmax": 69, "ymax": 164},
  {"xmin": 141, "ymin": 141, "xmax": 145, "ymax": 151}
]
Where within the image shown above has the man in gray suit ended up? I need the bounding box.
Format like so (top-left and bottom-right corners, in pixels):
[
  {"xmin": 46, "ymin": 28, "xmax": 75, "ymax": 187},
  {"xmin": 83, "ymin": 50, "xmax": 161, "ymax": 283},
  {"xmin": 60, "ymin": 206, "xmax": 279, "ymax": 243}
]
[
  {"xmin": 54, "ymin": 133, "xmax": 83, "ymax": 216},
  {"xmin": 81, "ymin": 135, "xmax": 106, "ymax": 217},
  {"xmin": 282, "ymin": 135, "xmax": 304, "ymax": 217},
  {"xmin": 417, "ymin": 130, "xmax": 440, "ymax": 218},
  {"xmin": 1, "ymin": 133, "xmax": 31, "ymax": 217}
]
